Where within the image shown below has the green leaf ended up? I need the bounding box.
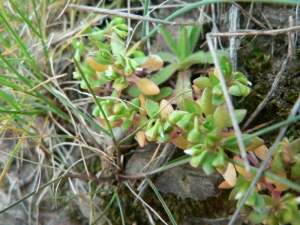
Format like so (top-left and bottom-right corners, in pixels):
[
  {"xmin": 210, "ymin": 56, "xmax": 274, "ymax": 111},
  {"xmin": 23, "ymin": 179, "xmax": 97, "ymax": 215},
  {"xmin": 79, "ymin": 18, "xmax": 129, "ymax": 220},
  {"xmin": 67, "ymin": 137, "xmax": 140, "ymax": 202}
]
[
  {"xmin": 132, "ymin": 56, "xmax": 149, "ymax": 66},
  {"xmin": 278, "ymin": 206, "xmax": 293, "ymax": 223},
  {"xmin": 228, "ymin": 85, "xmax": 243, "ymax": 96},
  {"xmin": 237, "ymin": 83, "xmax": 251, "ymax": 97},
  {"xmin": 209, "ymin": 73, "xmax": 219, "ymax": 86},
  {"xmin": 200, "ymin": 87, "xmax": 217, "ymax": 116},
  {"xmin": 272, "ymin": 154, "xmax": 285, "ymax": 172},
  {"xmin": 178, "ymin": 27, "xmax": 189, "ymax": 61},
  {"xmin": 253, "ymin": 193, "xmax": 266, "ymax": 212},
  {"xmin": 160, "ymin": 27, "xmax": 179, "ymax": 57},
  {"xmin": 202, "ymin": 153, "xmax": 215, "ymax": 175},
  {"xmin": 291, "ymin": 211, "xmax": 300, "ymax": 224},
  {"xmin": 151, "ymin": 87, "xmax": 173, "ymax": 102},
  {"xmin": 190, "ymin": 149, "xmax": 208, "ymax": 167},
  {"xmin": 128, "ymin": 86, "xmax": 140, "ymax": 98},
  {"xmin": 0, "ymin": 89, "xmax": 20, "ymax": 111},
  {"xmin": 145, "ymin": 99, "xmax": 159, "ymax": 118},
  {"xmin": 121, "ymin": 119, "xmax": 132, "ymax": 131},
  {"xmin": 184, "ymin": 99, "xmax": 201, "ymax": 114},
  {"xmin": 212, "ymin": 95, "xmax": 225, "ymax": 105},
  {"xmin": 229, "ymin": 186, "xmax": 240, "ymax": 201},
  {"xmin": 156, "ymin": 52, "xmax": 178, "ymax": 64},
  {"xmin": 150, "ymin": 64, "xmax": 179, "ymax": 85},
  {"xmin": 219, "ymin": 56, "xmax": 232, "ymax": 77},
  {"xmin": 291, "ymin": 160, "xmax": 300, "ymax": 178},
  {"xmin": 213, "ymin": 103, "xmax": 228, "ymax": 131},
  {"xmin": 193, "ymin": 76, "xmax": 212, "ymax": 90},
  {"xmin": 169, "ymin": 110, "xmax": 187, "ymax": 124},
  {"xmin": 188, "ymin": 24, "xmax": 201, "ymax": 53},
  {"xmin": 175, "ymin": 113, "xmax": 194, "ymax": 132},
  {"xmin": 249, "ymin": 211, "xmax": 269, "ymax": 224},
  {"xmin": 174, "ymin": 70, "xmax": 193, "ymax": 109},
  {"xmin": 180, "ymin": 51, "xmax": 207, "ymax": 69},
  {"xmin": 227, "ymin": 109, "xmax": 247, "ymax": 127},
  {"xmin": 111, "ymin": 32, "xmax": 125, "ymax": 55},
  {"xmin": 128, "ymin": 87, "xmax": 172, "ymax": 102}
]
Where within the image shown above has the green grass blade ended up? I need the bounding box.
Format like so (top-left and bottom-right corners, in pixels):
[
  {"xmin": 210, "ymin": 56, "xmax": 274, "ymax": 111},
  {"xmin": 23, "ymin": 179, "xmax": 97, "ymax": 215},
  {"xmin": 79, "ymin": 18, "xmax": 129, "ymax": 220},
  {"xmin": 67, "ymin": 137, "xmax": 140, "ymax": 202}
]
[
  {"xmin": 91, "ymin": 192, "xmax": 117, "ymax": 225},
  {"xmin": 0, "ymin": 89, "xmax": 20, "ymax": 111},
  {"xmin": 147, "ymin": 155, "xmax": 191, "ymax": 176},
  {"xmin": 141, "ymin": 0, "xmax": 149, "ymax": 38},
  {"xmin": 0, "ymin": 54, "xmax": 70, "ymax": 121},
  {"xmin": 146, "ymin": 177, "xmax": 177, "ymax": 225},
  {"xmin": 30, "ymin": 0, "xmax": 49, "ymax": 60},
  {"xmin": 8, "ymin": 0, "xmax": 41, "ymax": 38},
  {"xmin": 0, "ymin": 10, "xmax": 44, "ymax": 81},
  {"xmin": 116, "ymin": 193, "xmax": 125, "ymax": 225}
]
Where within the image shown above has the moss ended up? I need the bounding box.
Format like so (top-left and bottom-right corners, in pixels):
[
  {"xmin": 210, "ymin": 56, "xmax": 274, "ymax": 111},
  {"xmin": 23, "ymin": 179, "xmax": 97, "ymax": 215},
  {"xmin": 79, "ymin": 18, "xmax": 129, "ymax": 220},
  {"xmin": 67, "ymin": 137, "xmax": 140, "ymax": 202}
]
[{"xmin": 100, "ymin": 184, "xmax": 234, "ymax": 224}]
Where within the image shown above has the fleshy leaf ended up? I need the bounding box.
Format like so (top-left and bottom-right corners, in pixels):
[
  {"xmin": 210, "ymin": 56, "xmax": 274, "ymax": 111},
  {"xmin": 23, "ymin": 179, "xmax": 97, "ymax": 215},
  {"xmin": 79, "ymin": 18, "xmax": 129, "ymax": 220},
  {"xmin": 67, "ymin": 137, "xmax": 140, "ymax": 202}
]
[
  {"xmin": 228, "ymin": 85, "xmax": 243, "ymax": 96},
  {"xmin": 145, "ymin": 99, "xmax": 159, "ymax": 118},
  {"xmin": 233, "ymin": 156, "xmax": 249, "ymax": 178},
  {"xmin": 290, "ymin": 138, "xmax": 300, "ymax": 155},
  {"xmin": 218, "ymin": 181, "xmax": 233, "ymax": 189},
  {"xmin": 266, "ymin": 171, "xmax": 289, "ymax": 191},
  {"xmin": 85, "ymin": 57, "xmax": 109, "ymax": 72},
  {"xmin": 193, "ymin": 76, "xmax": 212, "ymax": 90},
  {"xmin": 160, "ymin": 99, "xmax": 174, "ymax": 118},
  {"xmin": 213, "ymin": 103, "xmax": 228, "ymax": 131},
  {"xmin": 171, "ymin": 135, "xmax": 190, "ymax": 150},
  {"xmin": 111, "ymin": 32, "xmax": 125, "ymax": 55},
  {"xmin": 201, "ymin": 87, "xmax": 217, "ymax": 116},
  {"xmin": 227, "ymin": 109, "xmax": 247, "ymax": 127},
  {"xmin": 212, "ymin": 95, "xmax": 225, "ymax": 105},
  {"xmin": 253, "ymin": 145, "xmax": 269, "ymax": 160},
  {"xmin": 150, "ymin": 64, "xmax": 179, "ymax": 85},
  {"xmin": 136, "ymin": 78, "xmax": 160, "ymax": 96},
  {"xmin": 151, "ymin": 87, "xmax": 173, "ymax": 102},
  {"xmin": 184, "ymin": 99, "xmax": 201, "ymax": 114},
  {"xmin": 209, "ymin": 72, "xmax": 220, "ymax": 86},
  {"xmin": 141, "ymin": 55, "xmax": 164, "ymax": 71},
  {"xmin": 249, "ymin": 211, "xmax": 269, "ymax": 223},
  {"xmin": 222, "ymin": 162, "xmax": 237, "ymax": 187},
  {"xmin": 246, "ymin": 136, "xmax": 264, "ymax": 151}
]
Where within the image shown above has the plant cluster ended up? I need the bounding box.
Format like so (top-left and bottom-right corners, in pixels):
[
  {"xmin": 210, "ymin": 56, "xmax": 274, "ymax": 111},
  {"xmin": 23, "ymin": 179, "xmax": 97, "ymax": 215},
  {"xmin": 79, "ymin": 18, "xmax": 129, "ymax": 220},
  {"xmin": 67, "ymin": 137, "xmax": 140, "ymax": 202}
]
[{"xmin": 73, "ymin": 17, "xmax": 300, "ymax": 225}]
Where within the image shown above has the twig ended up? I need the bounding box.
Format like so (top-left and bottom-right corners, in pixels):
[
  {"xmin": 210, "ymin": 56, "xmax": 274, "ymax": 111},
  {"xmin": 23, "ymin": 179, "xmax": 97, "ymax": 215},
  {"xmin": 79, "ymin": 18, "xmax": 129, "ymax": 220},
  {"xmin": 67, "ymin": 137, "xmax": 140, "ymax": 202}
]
[
  {"xmin": 229, "ymin": 5, "xmax": 240, "ymax": 72},
  {"xmin": 209, "ymin": 25, "xmax": 300, "ymax": 37},
  {"xmin": 232, "ymin": 2, "xmax": 267, "ymax": 29},
  {"xmin": 206, "ymin": 33, "xmax": 251, "ymax": 174},
  {"xmin": 68, "ymin": 4, "xmax": 200, "ymax": 26}
]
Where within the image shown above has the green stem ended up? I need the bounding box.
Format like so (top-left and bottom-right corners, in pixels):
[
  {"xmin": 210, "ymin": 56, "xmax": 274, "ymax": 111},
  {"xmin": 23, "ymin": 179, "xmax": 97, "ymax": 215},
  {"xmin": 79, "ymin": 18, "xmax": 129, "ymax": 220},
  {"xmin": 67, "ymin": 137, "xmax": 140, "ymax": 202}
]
[{"xmin": 142, "ymin": 0, "xmax": 149, "ymax": 38}]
